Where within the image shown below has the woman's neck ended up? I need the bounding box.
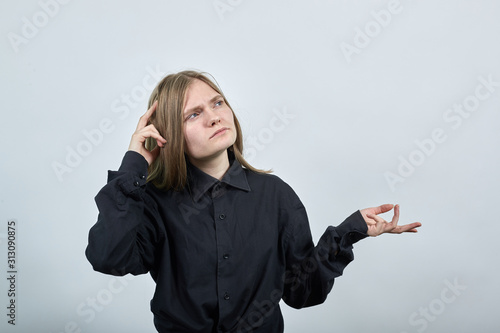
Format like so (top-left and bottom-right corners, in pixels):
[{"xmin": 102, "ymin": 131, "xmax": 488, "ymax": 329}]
[{"xmin": 188, "ymin": 150, "xmax": 230, "ymax": 180}]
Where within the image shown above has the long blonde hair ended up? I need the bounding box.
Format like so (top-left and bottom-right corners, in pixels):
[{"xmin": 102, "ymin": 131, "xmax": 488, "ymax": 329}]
[{"xmin": 145, "ymin": 70, "xmax": 269, "ymax": 190}]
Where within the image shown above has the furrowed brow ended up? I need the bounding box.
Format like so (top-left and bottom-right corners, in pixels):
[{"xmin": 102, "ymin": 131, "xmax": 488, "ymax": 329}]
[
  {"xmin": 184, "ymin": 94, "xmax": 224, "ymax": 115},
  {"xmin": 210, "ymin": 94, "xmax": 223, "ymax": 103}
]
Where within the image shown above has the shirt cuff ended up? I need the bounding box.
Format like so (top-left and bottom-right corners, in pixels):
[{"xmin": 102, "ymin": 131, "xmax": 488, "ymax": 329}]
[
  {"xmin": 334, "ymin": 210, "xmax": 369, "ymax": 245},
  {"xmin": 118, "ymin": 151, "xmax": 149, "ymax": 175},
  {"xmin": 107, "ymin": 151, "xmax": 149, "ymax": 197}
]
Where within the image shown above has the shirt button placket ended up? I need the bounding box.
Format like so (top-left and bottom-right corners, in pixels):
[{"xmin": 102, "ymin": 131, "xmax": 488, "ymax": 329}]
[{"xmin": 213, "ymin": 192, "xmax": 232, "ymax": 321}]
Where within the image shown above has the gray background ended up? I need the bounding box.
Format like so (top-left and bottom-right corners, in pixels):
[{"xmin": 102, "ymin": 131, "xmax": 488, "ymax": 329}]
[{"xmin": 1, "ymin": 0, "xmax": 499, "ymax": 332}]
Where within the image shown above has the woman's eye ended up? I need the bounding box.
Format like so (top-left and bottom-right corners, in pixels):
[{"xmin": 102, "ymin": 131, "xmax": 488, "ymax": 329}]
[
  {"xmin": 187, "ymin": 112, "xmax": 199, "ymax": 120},
  {"xmin": 215, "ymin": 100, "xmax": 224, "ymax": 107}
]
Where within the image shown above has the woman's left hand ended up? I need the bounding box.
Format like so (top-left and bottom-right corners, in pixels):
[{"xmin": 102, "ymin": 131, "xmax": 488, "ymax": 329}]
[{"xmin": 360, "ymin": 204, "xmax": 422, "ymax": 237}]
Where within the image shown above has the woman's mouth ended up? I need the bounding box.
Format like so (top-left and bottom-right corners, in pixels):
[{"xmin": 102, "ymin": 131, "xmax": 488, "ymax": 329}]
[{"xmin": 210, "ymin": 127, "xmax": 228, "ymax": 139}]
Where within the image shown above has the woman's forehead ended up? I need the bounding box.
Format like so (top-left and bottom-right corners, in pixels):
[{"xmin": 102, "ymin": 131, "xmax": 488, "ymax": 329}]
[{"xmin": 184, "ymin": 80, "xmax": 221, "ymax": 107}]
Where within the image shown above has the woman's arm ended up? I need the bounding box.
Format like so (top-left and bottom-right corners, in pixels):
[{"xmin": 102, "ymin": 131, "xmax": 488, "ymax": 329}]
[
  {"xmin": 281, "ymin": 186, "xmax": 421, "ymax": 308},
  {"xmin": 86, "ymin": 101, "xmax": 167, "ymax": 276},
  {"xmin": 281, "ymin": 205, "xmax": 368, "ymax": 308},
  {"xmin": 85, "ymin": 151, "xmax": 164, "ymax": 276}
]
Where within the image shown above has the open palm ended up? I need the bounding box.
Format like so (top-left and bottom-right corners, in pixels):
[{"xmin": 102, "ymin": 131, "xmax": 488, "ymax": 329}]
[{"xmin": 360, "ymin": 204, "xmax": 421, "ymax": 237}]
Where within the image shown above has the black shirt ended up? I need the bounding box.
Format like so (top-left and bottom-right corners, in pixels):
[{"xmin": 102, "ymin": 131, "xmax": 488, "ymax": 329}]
[{"xmin": 85, "ymin": 151, "xmax": 368, "ymax": 332}]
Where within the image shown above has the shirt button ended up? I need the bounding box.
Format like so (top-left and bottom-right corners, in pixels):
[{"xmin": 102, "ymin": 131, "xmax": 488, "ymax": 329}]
[
  {"xmin": 219, "ymin": 214, "xmax": 226, "ymax": 220},
  {"xmin": 223, "ymin": 293, "xmax": 230, "ymax": 300},
  {"xmin": 223, "ymin": 254, "xmax": 229, "ymax": 259},
  {"xmin": 133, "ymin": 181, "xmax": 140, "ymax": 187},
  {"xmin": 141, "ymin": 175, "xmax": 146, "ymax": 179}
]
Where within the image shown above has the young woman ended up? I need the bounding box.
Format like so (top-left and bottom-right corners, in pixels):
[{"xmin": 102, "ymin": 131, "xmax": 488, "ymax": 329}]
[{"xmin": 85, "ymin": 70, "xmax": 421, "ymax": 333}]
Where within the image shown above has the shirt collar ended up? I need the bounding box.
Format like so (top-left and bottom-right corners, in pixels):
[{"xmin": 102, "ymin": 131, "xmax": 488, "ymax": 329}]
[{"xmin": 186, "ymin": 151, "xmax": 251, "ymax": 202}]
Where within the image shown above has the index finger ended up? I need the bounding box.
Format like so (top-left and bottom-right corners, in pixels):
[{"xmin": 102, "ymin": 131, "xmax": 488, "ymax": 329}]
[
  {"xmin": 136, "ymin": 100, "xmax": 158, "ymax": 130},
  {"xmin": 390, "ymin": 204, "xmax": 400, "ymax": 226}
]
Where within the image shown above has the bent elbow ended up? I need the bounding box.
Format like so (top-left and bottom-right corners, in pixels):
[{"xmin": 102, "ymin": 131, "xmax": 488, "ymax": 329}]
[{"xmin": 85, "ymin": 243, "xmax": 137, "ymax": 276}]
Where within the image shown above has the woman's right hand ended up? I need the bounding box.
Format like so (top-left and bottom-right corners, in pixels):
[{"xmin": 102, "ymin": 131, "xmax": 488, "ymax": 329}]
[{"xmin": 128, "ymin": 100, "xmax": 167, "ymax": 165}]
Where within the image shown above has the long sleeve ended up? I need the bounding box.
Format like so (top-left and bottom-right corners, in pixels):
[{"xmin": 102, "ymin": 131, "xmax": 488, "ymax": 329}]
[
  {"xmin": 85, "ymin": 151, "xmax": 165, "ymax": 276},
  {"xmin": 281, "ymin": 192, "xmax": 368, "ymax": 309}
]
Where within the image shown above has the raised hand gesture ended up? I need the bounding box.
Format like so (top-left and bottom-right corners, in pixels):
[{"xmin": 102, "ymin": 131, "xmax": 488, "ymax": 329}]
[
  {"xmin": 360, "ymin": 204, "xmax": 421, "ymax": 237},
  {"xmin": 128, "ymin": 100, "xmax": 167, "ymax": 165}
]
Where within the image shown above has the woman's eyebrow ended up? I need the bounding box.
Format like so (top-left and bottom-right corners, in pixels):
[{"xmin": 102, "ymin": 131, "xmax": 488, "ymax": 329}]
[{"xmin": 184, "ymin": 95, "xmax": 223, "ymax": 115}]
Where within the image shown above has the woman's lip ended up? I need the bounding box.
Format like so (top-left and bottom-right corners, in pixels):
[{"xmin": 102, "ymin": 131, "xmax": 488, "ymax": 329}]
[{"xmin": 210, "ymin": 127, "xmax": 228, "ymax": 139}]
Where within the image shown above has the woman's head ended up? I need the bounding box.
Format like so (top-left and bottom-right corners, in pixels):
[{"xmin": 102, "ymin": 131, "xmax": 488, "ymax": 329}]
[{"xmin": 145, "ymin": 70, "xmax": 265, "ymax": 190}]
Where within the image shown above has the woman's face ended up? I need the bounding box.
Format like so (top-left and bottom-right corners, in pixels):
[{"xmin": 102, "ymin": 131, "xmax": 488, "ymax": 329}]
[{"xmin": 182, "ymin": 79, "xmax": 237, "ymax": 164}]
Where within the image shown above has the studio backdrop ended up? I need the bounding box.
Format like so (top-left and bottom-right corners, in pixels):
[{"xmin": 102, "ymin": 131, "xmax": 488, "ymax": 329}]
[{"xmin": 1, "ymin": 0, "xmax": 499, "ymax": 332}]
